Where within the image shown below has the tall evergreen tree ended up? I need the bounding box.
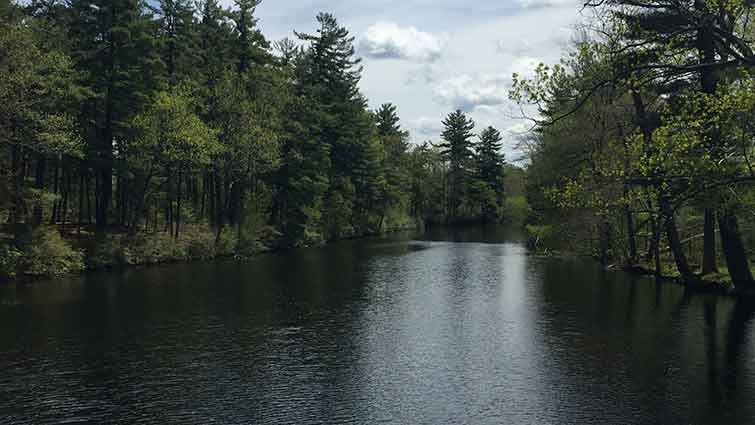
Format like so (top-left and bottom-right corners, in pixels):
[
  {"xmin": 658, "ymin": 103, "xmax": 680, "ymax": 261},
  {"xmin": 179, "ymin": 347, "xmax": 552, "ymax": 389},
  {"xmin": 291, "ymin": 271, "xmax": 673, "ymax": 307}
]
[
  {"xmin": 293, "ymin": 12, "xmax": 379, "ymax": 238},
  {"xmin": 231, "ymin": 0, "xmax": 270, "ymax": 75},
  {"xmin": 375, "ymin": 103, "xmax": 410, "ymax": 226},
  {"xmin": 196, "ymin": 0, "xmax": 233, "ymax": 88},
  {"xmin": 67, "ymin": 0, "xmax": 162, "ymax": 231},
  {"xmin": 157, "ymin": 0, "xmax": 196, "ymax": 86},
  {"xmin": 473, "ymin": 126, "xmax": 506, "ymax": 221},
  {"xmin": 439, "ymin": 110, "xmax": 475, "ymax": 221}
]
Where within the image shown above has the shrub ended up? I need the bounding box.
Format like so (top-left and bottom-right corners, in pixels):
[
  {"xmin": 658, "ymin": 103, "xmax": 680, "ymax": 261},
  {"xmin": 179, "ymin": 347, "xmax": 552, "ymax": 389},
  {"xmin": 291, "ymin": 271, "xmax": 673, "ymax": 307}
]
[
  {"xmin": 121, "ymin": 232, "xmax": 185, "ymax": 265},
  {"xmin": 236, "ymin": 198, "xmax": 272, "ymax": 256},
  {"xmin": 22, "ymin": 227, "xmax": 84, "ymax": 277},
  {"xmin": 87, "ymin": 235, "xmax": 126, "ymax": 269},
  {"xmin": 503, "ymin": 196, "xmax": 531, "ymax": 225},
  {"xmin": 525, "ymin": 224, "xmax": 554, "ymax": 252},
  {"xmin": 215, "ymin": 228, "xmax": 238, "ymax": 256},
  {"xmin": 183, "ymin": 226, "xmax": 217, "ymax": 260},
  {"xmin": 0, "ymin": 243, "xmax": 22, "ymax": 281}
]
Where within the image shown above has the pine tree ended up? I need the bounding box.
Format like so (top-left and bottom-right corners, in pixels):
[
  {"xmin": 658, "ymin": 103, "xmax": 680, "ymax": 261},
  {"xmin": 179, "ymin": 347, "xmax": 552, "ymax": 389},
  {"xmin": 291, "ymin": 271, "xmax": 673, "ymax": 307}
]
[
  {"xmin": 439, "ymin": 110, "xmax": 475, "ymax": 221},
  {"xmin": 294, "ymin": 12, "xmax": 377, "ymax": 238},
  {"xmin": 231, "ymin": 0, "xmax": 270, "ymax": 75},
  {"xmin": 375, "ymin": 103, "xmax": 410, "ymax": 227},
  {"xmin": 157, "ymin": 0, "xmax": 197, "ymax": 86},
  {"xmin": 278, "ymin": 94, "xmax": 331, "ymax": 246},
  {"xmin": 67, "ymin": 0, "xmax": 162, "ymax": 231},
  {"xmin": 474, "ymin": 126, "xmax": 506, "ymax": 222},
  {"xmin": 196, "ymin": 0, "xmax": 233, "ymax": 88}
]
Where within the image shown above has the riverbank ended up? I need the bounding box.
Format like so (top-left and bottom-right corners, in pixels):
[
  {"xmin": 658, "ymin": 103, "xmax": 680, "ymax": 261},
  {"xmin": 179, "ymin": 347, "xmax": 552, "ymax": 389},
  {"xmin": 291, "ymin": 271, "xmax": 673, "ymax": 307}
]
[
  {"xmin": 0, "ymin": 219, "xmax": 423, "ymax": 285},
  {"xmin": 616, "ymin": 262, "xmax": 743, "ymax": 295},
  {"xmin": 530, "ymin": 244, "xmax": 752, "ymax": 297}
]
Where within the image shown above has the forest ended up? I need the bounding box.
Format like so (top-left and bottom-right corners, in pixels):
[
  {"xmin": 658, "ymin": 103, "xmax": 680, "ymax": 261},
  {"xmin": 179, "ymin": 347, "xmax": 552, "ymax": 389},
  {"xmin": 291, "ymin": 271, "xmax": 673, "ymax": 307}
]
[
  {"xmin": 512, "ymin": 0, "xmax": 755, "ymax": 294},
  {"xmin": 0, "ymin": 0, "xmax": 518, "ymax": 280}
]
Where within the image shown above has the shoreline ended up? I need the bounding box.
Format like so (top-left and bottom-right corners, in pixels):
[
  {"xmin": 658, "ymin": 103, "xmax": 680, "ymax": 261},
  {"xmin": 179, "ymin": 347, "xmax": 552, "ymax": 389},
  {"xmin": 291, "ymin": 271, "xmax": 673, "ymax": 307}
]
[
  {"xmin": 1, "ymin": 222, "xmax": 424, "ymax": 286},
  {"xmin": 531, "ymin": 248, "xmax": 752, "ymax": 298},
  {"xmin": 13, "ymin": 224, "xmax": 751, "ymax": 299}
]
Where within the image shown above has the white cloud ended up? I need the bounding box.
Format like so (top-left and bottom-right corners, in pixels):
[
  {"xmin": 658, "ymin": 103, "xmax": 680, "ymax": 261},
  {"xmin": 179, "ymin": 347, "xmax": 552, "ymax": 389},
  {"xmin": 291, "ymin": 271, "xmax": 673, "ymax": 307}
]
[
  {"xmin": 496, "ymin": 28, "xmax": 572, "ymax": 57},
  {"xmin": 497, "ymin": 38, "xmax": 533, "ymax": 56},
  {"xmin": 406, "ymin": 64, "xmax": 444, "ymax": 84},
  {"xmin": 432, "ymin": 58, "xmax": 540, "ymax": 111},
  {"xmin": 517, "ymin": 0, "xmax": 580, "ymax": 9},
  {"xmin": 408, "ymin": 116, "xmax": 444, "ymax": 140},
  {"xmin": 433, "ymin": 73, "xmax": 511, "ymax": 111},
  {"xmin": 359, "ymin": 22, "xmax": 448, "ymax": 62}
]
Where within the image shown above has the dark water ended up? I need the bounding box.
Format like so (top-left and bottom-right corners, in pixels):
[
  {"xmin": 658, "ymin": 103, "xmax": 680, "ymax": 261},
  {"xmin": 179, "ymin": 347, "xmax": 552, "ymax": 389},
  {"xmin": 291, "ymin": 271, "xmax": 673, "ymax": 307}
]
[{"xmin": 1, "ymin": 227, "xmax": 754, "ymax": 424}]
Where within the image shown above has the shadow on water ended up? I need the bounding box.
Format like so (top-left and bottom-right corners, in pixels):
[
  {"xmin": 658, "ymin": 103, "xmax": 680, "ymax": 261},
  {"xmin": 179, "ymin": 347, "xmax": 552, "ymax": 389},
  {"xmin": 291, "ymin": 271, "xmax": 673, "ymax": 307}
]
[{"xmin": 421, "ymin": 223, "xmax": 527, "ymax": 244}]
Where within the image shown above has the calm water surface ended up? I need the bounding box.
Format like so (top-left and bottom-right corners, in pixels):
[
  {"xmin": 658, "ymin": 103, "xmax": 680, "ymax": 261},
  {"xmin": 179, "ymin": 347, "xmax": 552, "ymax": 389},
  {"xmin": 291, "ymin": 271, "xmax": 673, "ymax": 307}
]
[{"xmin": 1, "ymin": 226, "xmax": 754, "ymax": 424}]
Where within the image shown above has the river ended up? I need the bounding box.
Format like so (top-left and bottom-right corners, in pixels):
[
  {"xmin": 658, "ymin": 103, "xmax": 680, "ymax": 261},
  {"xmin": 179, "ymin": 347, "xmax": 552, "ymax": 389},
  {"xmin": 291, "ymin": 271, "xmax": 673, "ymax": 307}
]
[{"xmin": 1, "ymin": 226, "xmax": 754, "ymax": 424}]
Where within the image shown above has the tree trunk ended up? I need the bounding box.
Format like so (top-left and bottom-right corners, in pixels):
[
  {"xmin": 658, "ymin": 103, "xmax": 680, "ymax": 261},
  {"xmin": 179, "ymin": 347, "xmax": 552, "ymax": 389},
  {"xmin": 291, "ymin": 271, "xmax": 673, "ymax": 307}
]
[
  {"xmin": 696, "ymin": 8, "xmax": 723, "ymax": 278},
  {"xmin": 175, "ymin": 171, "xmax": 182, "ymax": 239},
  {"xmin": 32, "ymin": 154, "xmax": 46, "ymax": 226},
  {"xmin": 718, "ymin": 209, "xmax": 754, "ymax": 291},
  {"xmin": 599, "ymin": 220, "xmax": 611, "ymax": 265},
  {"xmin": 646, "ymin": 215, "xmax": 662, "ymax": 278},
  {"xmin": 50, "ymin": 157, "xmax": 60, "ymax": 223},
  {"xmin": 97, "ymin": 162, "xmax": 111, "ymax": 234},
  {"xmin": 702, "ymin": 208, "xmax": 718, "ymax": 274},
  {"xmin": 133, "ymin": 173, "xmax": 152, "ymax": 235},
  {"xmin": 659, "ymin": 196, "xmax": 695, "ymax": 283},
  {"xmin": 166, "ymin": 175, "xmax": 173, "ymax": 234},
  {"xmin": 9, "ymin": 146, "xmax": 22, "ymax": 225},
  {"xmin": 625, "ymin": 205, "xmax": 638, "ymax": 265},
  {"xmin": 62, "ymin": 166, "xmax": 71, "ymax": 226},
  {"xmin": 97, "ymin": 4, "xmax": 116, "ymax": 236},
  {"xmin": 86, "ymin": 172, "xmax": 93, "ymax": 224},
  {"xmin": 118, "ymin": 175, "xmax": 128, "ymax": 228},
  {"xmin": 78, "ymin": 171, "xmax": 85, "ymax": 230},
  {"xmin": 200, "ymin": 173, "xmax": 208, "ymax": 220},
  {"xmin": 214, "ymin": 172, "xmax": 225, "ymax": 245}
]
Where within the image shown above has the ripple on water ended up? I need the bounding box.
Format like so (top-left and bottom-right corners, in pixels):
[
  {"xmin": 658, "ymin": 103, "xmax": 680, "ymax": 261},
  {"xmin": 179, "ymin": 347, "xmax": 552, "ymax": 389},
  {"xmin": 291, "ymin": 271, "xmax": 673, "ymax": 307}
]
[{"xmin": 1, "ymin": 229, "xmax": 754, "ymax": 424}]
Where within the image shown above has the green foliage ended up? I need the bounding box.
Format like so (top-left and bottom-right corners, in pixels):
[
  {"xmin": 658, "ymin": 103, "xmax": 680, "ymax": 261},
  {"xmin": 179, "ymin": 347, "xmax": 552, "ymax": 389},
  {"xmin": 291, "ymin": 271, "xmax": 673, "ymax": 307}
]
[
  {"xmin": 0, "ymin": 243, "xmax": 22, "ymax": 281},
  {"xmin": 236, "ymin": 191, "xmax": 278, "ymax": 256},
  {"xmin": 439, "ymin": 110, "xmax": 476, "ymax": 220},
  {"xmin": 525, "ymin": 224, "xmax": 555, "ymax": 251},
  {"xmin": 325, "ymin": 176, "xmax": 357, "ymax": 240},
  {"xmin": 21, "ymin": 227, "xmax": 84, "ymax": 277},
  {"xmin": 158, "ymin": 0, "xmax": 199, "ymax": 84},
  {"xmin": 132, "ymin": 86, "xmax": 220, "ymax": 172},
  {"xmin": 508, "ymin": 0, "xmax": 755, "ymax": 289},
  {"xmin": 407, "ymin": 142, "xmax": 447, "ymax": 222},
  {"xmin": 87, "ymin": 225, "xmax": 233, "ymax": 269},
  {"xmin": 473, "ymin": 126, "xmax": 507, "ymax": 221},
  {"xmin": 0, "ymin": 3, "xmax": 511, "ymax": 282},
  {"xmin": 503, "ymin": 196, "xmax": 530, "ymax": 225}
]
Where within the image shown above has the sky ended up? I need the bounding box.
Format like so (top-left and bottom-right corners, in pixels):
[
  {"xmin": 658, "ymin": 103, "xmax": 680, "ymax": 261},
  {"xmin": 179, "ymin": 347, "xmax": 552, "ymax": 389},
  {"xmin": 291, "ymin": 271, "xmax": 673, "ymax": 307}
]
[{"xmin": 221, "ymin": 0, "xmax": 588, "ymax": 161}]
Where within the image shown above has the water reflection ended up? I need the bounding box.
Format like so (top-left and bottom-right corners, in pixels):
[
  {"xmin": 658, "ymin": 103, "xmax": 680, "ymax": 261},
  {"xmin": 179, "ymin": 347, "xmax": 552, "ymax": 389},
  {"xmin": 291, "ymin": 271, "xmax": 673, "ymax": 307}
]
[{"xmin": 0, "ymin": 227, "xmax": 753, "ymax": 424}]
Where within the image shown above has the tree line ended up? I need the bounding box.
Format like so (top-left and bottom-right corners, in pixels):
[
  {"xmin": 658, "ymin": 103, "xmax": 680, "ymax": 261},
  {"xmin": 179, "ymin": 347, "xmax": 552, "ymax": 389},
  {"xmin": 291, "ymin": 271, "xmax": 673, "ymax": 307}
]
[
  {"xmin": 0, "ymin": 0, "xmax": 511, "ymax": 279},
  {"xmin": 512, "ymin": 0, "xmax": 755, "ymax": 293}
]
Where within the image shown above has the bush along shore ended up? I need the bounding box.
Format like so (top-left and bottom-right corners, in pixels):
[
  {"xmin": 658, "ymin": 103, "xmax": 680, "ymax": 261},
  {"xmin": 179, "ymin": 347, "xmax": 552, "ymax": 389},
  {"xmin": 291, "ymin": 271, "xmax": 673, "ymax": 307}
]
[{"xmin": 0, "ymin": 217, "xmax": 423, "ymax": 284}]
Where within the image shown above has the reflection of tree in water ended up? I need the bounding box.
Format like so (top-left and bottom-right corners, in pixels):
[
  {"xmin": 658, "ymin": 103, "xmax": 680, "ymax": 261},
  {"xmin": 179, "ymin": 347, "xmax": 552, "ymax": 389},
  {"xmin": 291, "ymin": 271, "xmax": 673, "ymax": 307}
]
[
  {"xmin": 699, "ymin": 296, "xmax": 755, "ymax": 423},
  {"xmin": 703, "ymin": 297, "xmax": 721, "ymax": 408},
  {"xmin": 724, "ymin": 299, "xmax": 755, "ymax": 409}
]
